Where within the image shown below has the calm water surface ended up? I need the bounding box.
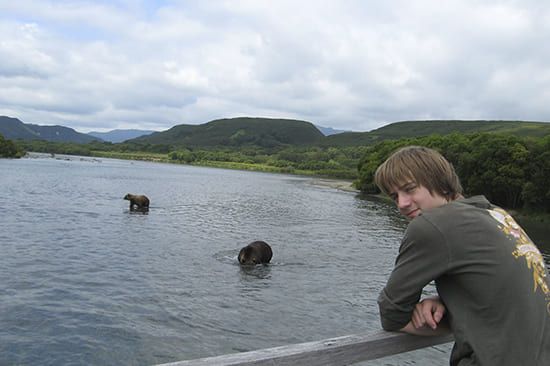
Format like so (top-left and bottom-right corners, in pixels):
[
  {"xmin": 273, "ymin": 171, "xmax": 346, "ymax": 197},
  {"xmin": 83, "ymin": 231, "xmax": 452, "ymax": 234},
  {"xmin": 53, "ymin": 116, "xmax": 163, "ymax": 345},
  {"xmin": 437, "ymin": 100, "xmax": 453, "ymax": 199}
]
[{"xmin": 1, "ymin": 154, "xmax": 548, "ymax": 366}]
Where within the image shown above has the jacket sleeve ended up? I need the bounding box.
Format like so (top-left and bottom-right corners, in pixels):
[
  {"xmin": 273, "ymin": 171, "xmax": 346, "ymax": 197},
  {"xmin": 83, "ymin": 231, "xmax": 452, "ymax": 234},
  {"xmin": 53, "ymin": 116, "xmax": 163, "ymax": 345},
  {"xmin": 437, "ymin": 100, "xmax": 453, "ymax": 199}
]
[{"xmin": 378, "ymin": 216, "xmax": 450, "ymax": 331}]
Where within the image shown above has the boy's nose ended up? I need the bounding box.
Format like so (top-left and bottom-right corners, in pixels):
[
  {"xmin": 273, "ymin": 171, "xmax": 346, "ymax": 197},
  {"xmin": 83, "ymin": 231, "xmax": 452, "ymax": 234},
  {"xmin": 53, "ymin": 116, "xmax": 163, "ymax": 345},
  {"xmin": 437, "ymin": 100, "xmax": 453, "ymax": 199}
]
[{"xmin": 397, "ymin": 193, "xmax": 410, "ymax": 208}]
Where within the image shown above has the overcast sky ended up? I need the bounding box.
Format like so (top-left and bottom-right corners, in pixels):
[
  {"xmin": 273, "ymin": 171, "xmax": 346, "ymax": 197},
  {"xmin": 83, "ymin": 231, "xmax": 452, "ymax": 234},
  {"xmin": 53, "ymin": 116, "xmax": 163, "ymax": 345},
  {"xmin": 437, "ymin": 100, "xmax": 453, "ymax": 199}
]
[{"xmin": 1, "ymin": 0, "xmax": 549, "ymax": 133}]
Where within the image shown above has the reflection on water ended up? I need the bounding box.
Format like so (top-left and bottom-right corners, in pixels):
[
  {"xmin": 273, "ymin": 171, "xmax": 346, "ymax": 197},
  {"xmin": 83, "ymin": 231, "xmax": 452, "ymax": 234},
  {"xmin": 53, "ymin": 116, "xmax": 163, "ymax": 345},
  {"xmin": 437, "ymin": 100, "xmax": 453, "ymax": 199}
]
[
  {"xmin": 128, "ymin": 207, "xmax": 149, "ymax": 214},
  {"xmin": 239, "ymin": 265, "xmax": 273, "ymax": 281}
]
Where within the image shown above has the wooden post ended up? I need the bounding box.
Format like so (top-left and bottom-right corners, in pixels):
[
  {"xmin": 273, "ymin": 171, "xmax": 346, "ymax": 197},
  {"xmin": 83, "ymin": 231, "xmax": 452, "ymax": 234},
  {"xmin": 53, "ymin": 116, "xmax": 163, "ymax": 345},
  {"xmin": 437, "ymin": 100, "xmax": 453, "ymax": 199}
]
[{"xmin": 156, "ymin": 330, "xmax": 453, "ymax": 366}]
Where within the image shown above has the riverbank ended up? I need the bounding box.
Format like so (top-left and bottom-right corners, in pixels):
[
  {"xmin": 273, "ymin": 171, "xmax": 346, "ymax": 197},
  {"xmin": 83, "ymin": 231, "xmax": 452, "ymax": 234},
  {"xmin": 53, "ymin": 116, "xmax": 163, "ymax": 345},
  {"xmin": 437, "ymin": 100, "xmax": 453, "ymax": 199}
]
[
  {"xmin": 308, "ymin": 178, "xmax": 359, "ymax": 193},
  {"xmin": 91, "ymin": 150, "xmax": 319, "ymax": 175}
]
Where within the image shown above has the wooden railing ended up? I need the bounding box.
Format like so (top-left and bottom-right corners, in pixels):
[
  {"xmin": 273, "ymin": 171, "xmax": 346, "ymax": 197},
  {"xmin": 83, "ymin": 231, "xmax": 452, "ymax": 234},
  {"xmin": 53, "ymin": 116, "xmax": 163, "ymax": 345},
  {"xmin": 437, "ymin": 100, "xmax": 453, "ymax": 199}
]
[{"xmin": 156, "ymin": 330, "xmax": 453, "ymax": 366}]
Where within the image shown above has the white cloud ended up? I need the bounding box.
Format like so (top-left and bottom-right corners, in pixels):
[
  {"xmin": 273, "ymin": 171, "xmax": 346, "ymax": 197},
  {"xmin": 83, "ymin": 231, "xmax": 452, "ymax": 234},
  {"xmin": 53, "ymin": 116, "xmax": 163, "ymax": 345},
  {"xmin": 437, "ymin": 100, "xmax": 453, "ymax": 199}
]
[{"xmin": 0, "ymin": 0, "xmax": 549, "ymax": 133}]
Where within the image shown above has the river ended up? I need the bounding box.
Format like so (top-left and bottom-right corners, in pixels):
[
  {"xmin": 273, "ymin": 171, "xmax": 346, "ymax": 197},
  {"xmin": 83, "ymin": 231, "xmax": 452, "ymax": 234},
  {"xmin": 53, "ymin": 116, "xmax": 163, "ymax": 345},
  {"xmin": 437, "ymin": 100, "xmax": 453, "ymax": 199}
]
[{"xmin": 0, "ymin": 154, "xmax": 548, "ymax": 366}]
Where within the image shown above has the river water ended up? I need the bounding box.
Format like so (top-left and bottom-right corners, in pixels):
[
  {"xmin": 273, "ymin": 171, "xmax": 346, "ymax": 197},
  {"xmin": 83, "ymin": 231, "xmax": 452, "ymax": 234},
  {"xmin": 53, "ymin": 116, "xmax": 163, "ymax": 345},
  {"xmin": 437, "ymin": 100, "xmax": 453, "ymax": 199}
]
[{"xmin": 1, "ymin": 154, "xmax": 548, "ymax": 366}]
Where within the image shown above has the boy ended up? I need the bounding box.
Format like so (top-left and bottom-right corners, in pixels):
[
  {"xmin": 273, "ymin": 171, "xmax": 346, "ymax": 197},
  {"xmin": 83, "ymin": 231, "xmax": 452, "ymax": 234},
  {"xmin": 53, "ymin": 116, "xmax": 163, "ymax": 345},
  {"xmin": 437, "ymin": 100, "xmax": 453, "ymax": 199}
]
[{"xmin": 374, "ymin": 146, "xmax": 549, "ymax": 365}]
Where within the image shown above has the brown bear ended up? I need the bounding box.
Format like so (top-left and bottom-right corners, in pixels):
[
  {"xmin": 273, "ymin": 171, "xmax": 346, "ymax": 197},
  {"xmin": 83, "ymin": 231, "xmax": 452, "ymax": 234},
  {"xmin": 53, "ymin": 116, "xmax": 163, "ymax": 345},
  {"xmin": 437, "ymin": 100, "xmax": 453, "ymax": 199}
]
[
  {"xmin": 124, "ymin": 193, "xmax": 150, "ymax": 210},
  {"xmin": 238, "ymin": 241, "xmax": 273, "ymax": 265}
]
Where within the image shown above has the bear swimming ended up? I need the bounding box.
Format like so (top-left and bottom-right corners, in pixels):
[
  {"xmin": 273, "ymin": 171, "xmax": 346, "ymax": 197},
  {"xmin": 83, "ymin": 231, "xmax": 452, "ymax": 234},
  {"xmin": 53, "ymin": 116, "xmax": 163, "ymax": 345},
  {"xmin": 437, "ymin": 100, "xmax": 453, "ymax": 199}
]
[
  {"xmin": 124, "ymin": 193, "xmax": 150, "ymax": 210},
  {"xmin": 238, "ymin": 241, "xmax": 273, "ymax": 265}
]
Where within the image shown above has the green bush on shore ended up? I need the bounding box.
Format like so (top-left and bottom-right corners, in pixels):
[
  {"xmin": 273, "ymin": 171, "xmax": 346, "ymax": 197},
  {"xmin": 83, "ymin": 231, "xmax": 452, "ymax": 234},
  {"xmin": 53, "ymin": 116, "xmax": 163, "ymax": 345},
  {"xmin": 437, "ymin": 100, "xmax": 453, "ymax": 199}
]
[{"xmin": 0, "ymin": 134, "xmax": 25, "ymax": 158}]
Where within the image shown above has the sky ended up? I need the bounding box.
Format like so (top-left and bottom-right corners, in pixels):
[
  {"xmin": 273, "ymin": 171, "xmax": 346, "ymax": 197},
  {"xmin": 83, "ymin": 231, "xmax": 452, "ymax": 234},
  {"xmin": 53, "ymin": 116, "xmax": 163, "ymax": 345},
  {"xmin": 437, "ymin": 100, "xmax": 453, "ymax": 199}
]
[{"xmin": 1, "ymin": 0, "xmax": 549, "ymax": 133}]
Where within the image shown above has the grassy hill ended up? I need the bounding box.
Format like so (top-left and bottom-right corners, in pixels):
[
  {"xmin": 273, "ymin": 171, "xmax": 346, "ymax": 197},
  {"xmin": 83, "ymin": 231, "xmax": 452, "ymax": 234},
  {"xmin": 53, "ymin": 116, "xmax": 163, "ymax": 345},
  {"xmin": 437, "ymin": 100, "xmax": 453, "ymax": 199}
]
[
  {"xmin": 130, "ymin": 117, "xmax": 325, "ymax": 148},
  {"xmin": 322, "ymin": 120, "xmax": 550, "ymax": 146},
  {"xmin": 0, "ymin": 116, "xmax": 100, "ymax": 144}
]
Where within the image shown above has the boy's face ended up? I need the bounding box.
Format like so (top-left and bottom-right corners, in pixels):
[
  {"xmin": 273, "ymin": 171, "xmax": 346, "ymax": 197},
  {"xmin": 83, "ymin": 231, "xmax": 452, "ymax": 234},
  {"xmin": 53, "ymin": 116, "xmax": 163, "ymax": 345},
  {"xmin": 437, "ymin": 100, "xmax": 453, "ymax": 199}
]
[{"xmin": 389, "ymin": 181, "xmax": 448, "ymax": 219}]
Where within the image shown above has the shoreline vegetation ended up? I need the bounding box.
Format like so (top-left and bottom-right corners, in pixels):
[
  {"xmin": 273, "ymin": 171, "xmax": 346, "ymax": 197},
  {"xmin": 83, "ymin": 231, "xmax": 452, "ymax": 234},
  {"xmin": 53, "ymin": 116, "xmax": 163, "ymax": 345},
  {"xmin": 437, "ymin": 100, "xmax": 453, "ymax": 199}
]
[{"xmin": 90, "ymin": 150, "xmax": 333, "ymax": 176}]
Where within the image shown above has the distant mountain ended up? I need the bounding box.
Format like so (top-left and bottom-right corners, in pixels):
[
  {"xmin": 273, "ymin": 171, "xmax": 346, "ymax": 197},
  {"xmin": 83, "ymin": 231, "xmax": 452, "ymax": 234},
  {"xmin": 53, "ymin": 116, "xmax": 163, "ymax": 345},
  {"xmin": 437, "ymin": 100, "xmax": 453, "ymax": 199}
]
[
  {"xmin": 88, "ymin": 129, "xmax": 156, "ymax": 143},
  {"xmin": 130, "ymin": 117, "xmax": 324, "ymax": 148},
  {"xmin": 0, "ymin": 116, "xmax": 100, "ymax": 144},
  {"xmin": 3, "ymin": 115, "xmax": 549, "ymax": 149},
  {"xmin": 315, "ymin": 125, "xmax": 348, "ymax": 136},
  {"xmin": 322, "ymin": 120, "xmax": 550, "ymax": 146}
]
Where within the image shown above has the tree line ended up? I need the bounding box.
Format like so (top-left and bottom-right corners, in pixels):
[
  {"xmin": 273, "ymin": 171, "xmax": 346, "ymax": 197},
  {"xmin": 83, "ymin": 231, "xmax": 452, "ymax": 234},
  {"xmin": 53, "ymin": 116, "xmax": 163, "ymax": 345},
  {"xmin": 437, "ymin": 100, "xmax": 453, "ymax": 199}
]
[{"xmin": 356, "ymin": 133, "xmax": 550, "ymax": 212}]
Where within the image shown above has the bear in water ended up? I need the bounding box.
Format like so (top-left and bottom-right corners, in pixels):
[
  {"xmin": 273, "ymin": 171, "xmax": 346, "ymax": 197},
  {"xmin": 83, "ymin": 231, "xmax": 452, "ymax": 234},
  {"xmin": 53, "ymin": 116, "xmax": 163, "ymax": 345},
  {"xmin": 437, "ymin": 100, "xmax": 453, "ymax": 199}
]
[
  {"xmin": 124, "ymin": 193, "xmax": 150, "ymax": 211},
  {"xmin": 238, "ymin": 241, "xmax": 273, "ymax": 265}
]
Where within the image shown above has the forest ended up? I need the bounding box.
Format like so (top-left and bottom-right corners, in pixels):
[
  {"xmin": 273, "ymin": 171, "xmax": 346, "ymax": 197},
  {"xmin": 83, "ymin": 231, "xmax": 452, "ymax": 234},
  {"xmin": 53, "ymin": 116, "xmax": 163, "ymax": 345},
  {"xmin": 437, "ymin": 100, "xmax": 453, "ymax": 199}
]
[{"xmin": 356, "ymin": 133, "xmax": 550, "ymax": 213}]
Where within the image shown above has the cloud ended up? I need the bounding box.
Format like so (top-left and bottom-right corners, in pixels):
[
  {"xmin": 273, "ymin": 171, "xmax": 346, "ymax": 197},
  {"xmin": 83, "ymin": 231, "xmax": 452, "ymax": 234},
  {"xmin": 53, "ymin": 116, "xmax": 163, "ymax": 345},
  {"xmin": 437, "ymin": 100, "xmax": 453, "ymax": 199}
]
[{"xmin": 0, "ymin": 0, "xmax": 549, "ymax": 133}]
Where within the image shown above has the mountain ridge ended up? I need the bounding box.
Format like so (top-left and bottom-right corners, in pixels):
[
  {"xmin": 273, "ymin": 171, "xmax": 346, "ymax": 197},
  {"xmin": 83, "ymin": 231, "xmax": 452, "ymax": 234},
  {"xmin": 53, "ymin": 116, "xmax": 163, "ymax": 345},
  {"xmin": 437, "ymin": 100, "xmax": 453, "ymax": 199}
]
[
  {"xmin": 0, "ymin": 116, "xmax": 100, "ymax": 144},
  {"xmin": 130, "ymin": 117, "xmax": 325, "ymax": 148},
  {"xmin": 321, "ymin": 119, "xmax": 550, "ymax": 146}
]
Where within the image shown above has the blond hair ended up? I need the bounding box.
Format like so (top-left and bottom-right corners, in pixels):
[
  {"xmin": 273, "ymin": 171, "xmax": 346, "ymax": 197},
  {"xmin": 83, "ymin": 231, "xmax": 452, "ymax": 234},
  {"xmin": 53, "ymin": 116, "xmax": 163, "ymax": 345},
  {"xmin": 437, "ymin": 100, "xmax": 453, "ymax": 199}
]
[{"xmin": 374, "ymin": 146, "xmax": 463, "ymax": 200}]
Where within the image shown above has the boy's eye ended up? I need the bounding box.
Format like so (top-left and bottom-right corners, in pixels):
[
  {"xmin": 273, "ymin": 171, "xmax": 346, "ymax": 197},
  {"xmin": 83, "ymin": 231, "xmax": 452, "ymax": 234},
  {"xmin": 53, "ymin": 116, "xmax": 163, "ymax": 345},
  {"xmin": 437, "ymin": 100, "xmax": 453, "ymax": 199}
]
[
  {"xmin": 404, "ymin": 184, "xmax": 417, "ymax": 193},
  {"xmin": 389, "ymin": 193, "xmax": 398, "ymax": 201}
]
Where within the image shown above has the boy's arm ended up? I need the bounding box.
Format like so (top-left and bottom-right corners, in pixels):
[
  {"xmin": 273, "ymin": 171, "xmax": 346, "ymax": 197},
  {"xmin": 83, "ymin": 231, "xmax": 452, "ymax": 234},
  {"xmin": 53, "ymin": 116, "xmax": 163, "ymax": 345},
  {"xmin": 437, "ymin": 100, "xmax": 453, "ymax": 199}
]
[{"xmin": 378, "ymin": 217, "xmax": 451, "ymax": 333}]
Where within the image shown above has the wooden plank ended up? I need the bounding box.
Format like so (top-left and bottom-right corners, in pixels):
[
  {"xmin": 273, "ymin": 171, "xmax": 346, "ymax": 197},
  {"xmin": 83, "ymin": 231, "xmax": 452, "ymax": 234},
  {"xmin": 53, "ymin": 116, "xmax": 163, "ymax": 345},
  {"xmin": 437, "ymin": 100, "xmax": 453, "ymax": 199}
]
[{"xmin": 156, "ymin": 330, "xmax": 453, "ymax": 366}]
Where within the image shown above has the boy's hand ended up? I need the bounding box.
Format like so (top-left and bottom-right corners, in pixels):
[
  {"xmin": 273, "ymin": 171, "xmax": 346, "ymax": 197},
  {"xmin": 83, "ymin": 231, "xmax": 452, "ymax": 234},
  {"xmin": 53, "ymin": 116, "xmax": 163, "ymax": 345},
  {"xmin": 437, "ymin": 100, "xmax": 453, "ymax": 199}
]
[{"xmin": 412, "ymin": 296, "xmax": 446, "ymax": 330}]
